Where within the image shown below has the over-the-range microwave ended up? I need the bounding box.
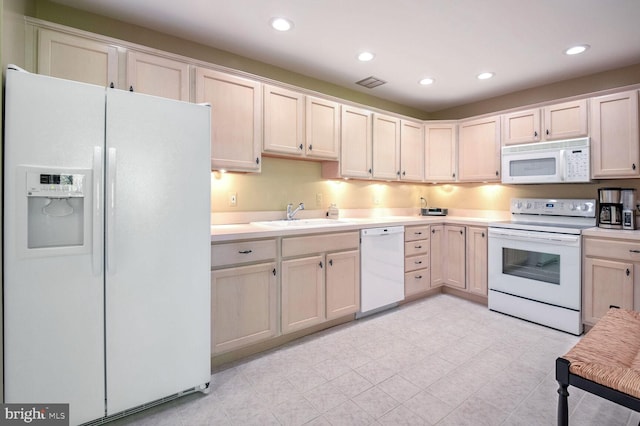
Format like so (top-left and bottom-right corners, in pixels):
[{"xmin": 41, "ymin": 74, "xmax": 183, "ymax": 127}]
[{"xmin": 501, "ymin": 137, "xmax": 590, "ymax": 184}]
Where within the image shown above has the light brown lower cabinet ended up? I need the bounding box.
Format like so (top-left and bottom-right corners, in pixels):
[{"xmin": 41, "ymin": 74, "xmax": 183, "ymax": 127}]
[
  {"xmin": 466, "ymin": 226, "xmax": 488, "ymax": 296},
  {"xmin": 281, "ymin": 255, "xmax": 325, "ymax": 333},
  {"xmin": 281, "ymin": 232, "xmax": 360, "ymax": 334},
  {"xmin": 211, "ymin": 262, "xmax": 277, "ymax": 354},
  {"xmin": 405, "ymin": 225, "xmax": 430, "ymax": 296}
]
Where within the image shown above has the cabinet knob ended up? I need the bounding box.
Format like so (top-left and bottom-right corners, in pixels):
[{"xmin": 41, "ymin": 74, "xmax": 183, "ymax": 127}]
[
  {"xmin": 329, "ymin": 259, "xmax": 333, "ymax": 266},
  {"xmin": 629, "ymin": 249, "xmax": 640, "ymax": 253},
  {"xmin": 415, "ymin": 275, "xmax": 423, "ymax": 279},
  {"xmin": 109, "ymin": 82, "xmax": 115, "ymax": 89},
  {"xmin": 238, "ymin": 250, "xmax": 253, "ymax": 254},
  {"xmin": 272, "ymin": 268, "xmax": 276, "ymax": 276},
  {"xmin": 415, "ymin": 232, "xmax": 422, "ymax": 235},
  {"xmin": 415, "ymin": 261, "xmax": 422, "ymax": 265},
  {"xmin": 299, "ymin": 143, "xmax": 303, "ymax": 150},
  {"xmin": 415, "ymin": 245, "xmax": 422, "ymax": 249},
  {"xmin": 495, "ymin": 171, "xmax": 499, "ymax": 176},
  {"xmin": 309, "ymin": 144, "xmax": 313, "ymax": 150},
  {"xmin": 432, "ymin": 229, "xmax": 435, "ymax": 234},
  {"xmin": 546, "ymin": 129, "xmax": 550, "ymax": 136},
  {"xmin": 460, "ymin": 230, "xmax": 463, "ymax": 235},
  {"xmin": 627, "ymin": 268, "xmax": 631, "ymax": 276},
  {"xmin": 534, "ymin": 131, "xmax": 538, "ymax": 137},
  {"xmin": 397, "ymin": 171, "xmax": 401, "ymax": 176},
  {"xmin": 129, "ymin": 85, "xmax": 134, "ymax": 92},
  {"xmin": 256, "ymin": 157, "xmax": 260, "ymax": 165},
  {"xmin": 319, "ymin": 261, "xmax": 324, "ymax": 268},
  {"xmin": 368, "ymin": 168, "xmax": 372, "ymax": 174},
  {"xmin": 481, "ymin": 232, "xmax": 485, "ymax": 238},
  {"xmin": 402, "ymin": 171, "xmax": 406, "ymax": 176},
  {"xmin": 453, "ymin": 173, "xmax": 456, "ymax": 178},
  {"xmin": 634, "ymin": 163, "xmax": 637, "ymax": 171}
]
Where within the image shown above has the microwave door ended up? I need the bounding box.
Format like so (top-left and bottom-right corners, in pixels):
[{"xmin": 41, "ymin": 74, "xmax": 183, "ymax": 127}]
[{"xmin": 502, "ymin": 151, "xmax": 561, "ymax": 184}]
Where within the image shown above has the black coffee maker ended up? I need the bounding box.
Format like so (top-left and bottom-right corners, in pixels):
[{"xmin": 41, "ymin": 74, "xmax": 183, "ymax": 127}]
[{"xmin": 598, "ymin": 188, "xmax": 622, "ymax": 229}]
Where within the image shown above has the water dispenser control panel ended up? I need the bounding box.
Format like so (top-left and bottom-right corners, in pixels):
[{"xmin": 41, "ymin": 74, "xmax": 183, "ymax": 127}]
[{"xmin": 26, "ymin": 171, "xmax": 86, "ymax": 198}]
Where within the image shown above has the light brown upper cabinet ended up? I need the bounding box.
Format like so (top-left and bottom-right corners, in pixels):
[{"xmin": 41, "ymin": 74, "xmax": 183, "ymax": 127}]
[
  {"xmin": 126, "ymin": 50, "xmax": 190, "ymax": 101},
  {"xmin": 399, "ymin": 120, "xmax": 425, "ymax": 182},
  {"xmin": 458, "ymin": 116, "xmax": 501, "ymax": 182},
  {"xmin": 339, "ymin": 106, "xmax": 373, "ymax": 179},
  {"xmin": 37, "ymin": 28, "xmax": 119, "ymax": 88},
  {"xmin": 195, "ymin": 68, "xmax": 262, "ymax": 172},
  {"xmin": 372, "ymin": 113, "xmax": 401, "ymax": 180},
  {"xmin": 425, "ymin": 123, "xmax": 457, "ymax": 182},
  {"xmin": 263, "ymin": 84, "xmax": 305, "ymax": 157},
  {"xmin": 591, "ymin": 90, "xmax": 640, "ymax": 179},
  {"xmin": 305, "ymin": 96, "xmax": 340, "ymax": 160},
  {"xmin": 502, "ymin": 99, "xmax": 588, "ymax": 145}
]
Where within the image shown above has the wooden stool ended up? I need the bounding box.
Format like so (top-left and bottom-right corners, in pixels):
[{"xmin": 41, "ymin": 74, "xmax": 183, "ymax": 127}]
[{"xmin": 556, "ymin": 308, "xmax": 640, "ymax": 425}]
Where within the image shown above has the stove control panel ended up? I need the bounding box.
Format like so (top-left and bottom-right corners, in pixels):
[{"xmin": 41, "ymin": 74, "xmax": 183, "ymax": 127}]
[{"xmin": 511, "ymin": 198, "xmax": 596, "ymax": 217}]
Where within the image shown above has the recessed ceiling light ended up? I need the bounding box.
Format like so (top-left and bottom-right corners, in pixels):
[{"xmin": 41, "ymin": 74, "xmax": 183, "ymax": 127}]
[
  {"xmin": 477, "ymin": 72, "xmax": 495, "ymax": 80},
  {"xmin": 358, "ymin": 52, "xmax": 375, "ymax": 62},
  {"xmin": 565, "ymin": 44, "xmax": 590, "ymax": 55},
  {"xmin": 270, "ymin": 17, "xmax": 293, "ymax": 32},
  {"xmin": 419, "ymin": 78, "xmax": 435, "ymax": 86}
]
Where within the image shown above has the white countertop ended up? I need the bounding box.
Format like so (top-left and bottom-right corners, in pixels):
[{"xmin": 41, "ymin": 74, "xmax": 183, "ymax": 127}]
[
  {"xmin": 582, "ymin": 227, "xmax": 640, "ymax": 241},
  {"xmin": 211, "ymin": 215, "xmax": 497, "ymax": 242}
]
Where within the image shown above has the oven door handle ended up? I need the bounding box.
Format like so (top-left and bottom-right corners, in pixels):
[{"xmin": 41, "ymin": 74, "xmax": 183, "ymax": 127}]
[{"xmin": 489, "ymin": 228, "xmax": 580, "ymax": 244}]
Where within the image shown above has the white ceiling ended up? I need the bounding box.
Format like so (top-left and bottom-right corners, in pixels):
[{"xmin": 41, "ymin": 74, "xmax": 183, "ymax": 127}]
[{"xmin": 52, "ymin": 0, "xmax": 640, "ymax": 113}]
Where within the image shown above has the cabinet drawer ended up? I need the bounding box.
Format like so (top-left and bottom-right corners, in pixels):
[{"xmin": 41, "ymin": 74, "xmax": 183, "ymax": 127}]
[
  {"xmin": 405, "ymin": 254, "xmax": 429, "ymax": 272},
  {"xmin": 282, "ymin": 231, "xmax": 359, "ymax": 258},
  {"xmin": 405, "ymin": 225, "xmax": 430, "ymax": 242},
  {"xmin": 405, "ymin": 240, "xmax": 428, "ymax": 256},
  {"xmin": 405, "ymin": 268, "xmax": 429, "ymax": 296},
  {"xmin": 211, "ymin": 239, "xmax": 277, "ymax": 267},
  {"xmin": 584, "ymin": 238, "xmax": 640, "ymax": 262}
]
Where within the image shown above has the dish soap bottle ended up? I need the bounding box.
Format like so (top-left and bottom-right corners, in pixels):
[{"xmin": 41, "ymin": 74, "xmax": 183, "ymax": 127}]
[{"xmin": 327, "ymin": 203, "xmax": 339, "ymax": 219}]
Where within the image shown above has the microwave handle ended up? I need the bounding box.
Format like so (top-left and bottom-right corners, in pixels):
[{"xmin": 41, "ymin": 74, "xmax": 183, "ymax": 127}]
[{"xmin": 559, "ymin": 149, "xmax": 566, "ymax": 182}]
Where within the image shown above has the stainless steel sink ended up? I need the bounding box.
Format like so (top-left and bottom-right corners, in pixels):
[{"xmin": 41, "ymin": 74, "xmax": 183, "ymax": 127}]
[{"xmin": 251, "ymin": 218, "xmax": 350, "ymax": 228}]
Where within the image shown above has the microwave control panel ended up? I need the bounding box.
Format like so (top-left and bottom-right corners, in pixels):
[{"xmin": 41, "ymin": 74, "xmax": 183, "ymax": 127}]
[{"xmin": 564, "ymin": 149, "xmax": 590, "ymax": 182}]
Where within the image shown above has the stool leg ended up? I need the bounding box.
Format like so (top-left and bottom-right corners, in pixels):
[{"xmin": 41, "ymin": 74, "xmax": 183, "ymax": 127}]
[{"xmin": 557, "ymin": 382, "xmax": 569, "ymax": 426}]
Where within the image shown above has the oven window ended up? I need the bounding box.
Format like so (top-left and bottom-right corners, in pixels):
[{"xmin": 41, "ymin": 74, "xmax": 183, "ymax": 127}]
[
  {"xmin": 509, "ymin": 157, "xmax": 556, "ymax": 177},
  {"xmin": 502, "ymin": 247, "xmax": 560, "ymax": 285}
]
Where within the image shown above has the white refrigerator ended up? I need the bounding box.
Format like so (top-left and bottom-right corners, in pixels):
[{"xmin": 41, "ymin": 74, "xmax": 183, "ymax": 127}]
[{"xmin": 3, "ymin": 67, "xmax": 211, "ymax": 425}]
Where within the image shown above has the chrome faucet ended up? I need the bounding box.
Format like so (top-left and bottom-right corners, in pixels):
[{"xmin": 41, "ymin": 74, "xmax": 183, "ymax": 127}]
[{"xmin": 286, "ymin": 202, "xmax": 305, "ymax": 220}]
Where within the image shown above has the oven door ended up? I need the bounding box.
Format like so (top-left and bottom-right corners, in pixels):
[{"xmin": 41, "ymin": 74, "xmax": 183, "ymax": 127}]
[
  {"xmin": 488, "ymin": 228, "xmax": 581, "ymax": 310},
  {"xmin": 501, "ymin": 150, "xmax": 562, "ymax": 184}
]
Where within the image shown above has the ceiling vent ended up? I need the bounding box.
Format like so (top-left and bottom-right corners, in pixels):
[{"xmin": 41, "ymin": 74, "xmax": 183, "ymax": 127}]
[{"xmin": 355, "ymin": 76, "xmax": 387, "ymax": 89}]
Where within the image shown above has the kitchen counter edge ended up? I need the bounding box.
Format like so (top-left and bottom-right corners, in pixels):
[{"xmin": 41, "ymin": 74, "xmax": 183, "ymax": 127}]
[{"xmin": 211, "ymin": 216, "xmax": 495, "ymax": 242}]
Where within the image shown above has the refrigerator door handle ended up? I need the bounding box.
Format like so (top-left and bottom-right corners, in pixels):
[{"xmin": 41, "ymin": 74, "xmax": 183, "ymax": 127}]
[
  {"xmin": 107, "ymin": 147, "xmax": 117, "ymax": 274},
  {"xmin": 92, "ymin": 146, "xmax": 103, "ymax": 276}
]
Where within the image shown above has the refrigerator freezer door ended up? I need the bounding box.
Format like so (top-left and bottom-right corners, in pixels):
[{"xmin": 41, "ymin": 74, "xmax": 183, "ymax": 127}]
[
  {"xmin": 104, "ymin": 89, "xmax": 211, "ymax": 414},
  {"xmin": 3, "ymin": 69, "xmax": 106, "ymax": 425}
]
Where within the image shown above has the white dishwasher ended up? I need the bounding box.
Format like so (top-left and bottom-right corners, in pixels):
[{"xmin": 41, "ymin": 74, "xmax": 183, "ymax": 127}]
[{"xmin": 358, "ymin": 226, "xmax": 405, "ymax": 317}]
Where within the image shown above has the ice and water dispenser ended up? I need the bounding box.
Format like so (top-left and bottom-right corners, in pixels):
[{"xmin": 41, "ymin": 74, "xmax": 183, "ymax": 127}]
[{"xmin": 24, "ymin": 167, "xmax": 90, "ymax": 250}]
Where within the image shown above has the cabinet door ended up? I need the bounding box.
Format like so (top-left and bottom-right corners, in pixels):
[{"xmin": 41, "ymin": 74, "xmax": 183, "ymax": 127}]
[
  {"xmin": 326, "ymin": 250, "xmax": 360, "ymax": 320},
  {"xmin": 306, "ymin": 96, "xmax": 340, "ymax": 159},
  {"xmin": 543, "ymin": 99, "xmax": 588, "ymax": 140},
  {"xmin": 458, "ymin": 116, "xmax": 501, "ymax": 182},
  {"xmin": 211, "ymin": 262, "xmax": 277, "ymax": 354},
  {"xmin": 425, "ymin": 124, "xmax": 457, "ymax": 182},
  {"xmin": 430, "ymin": 225, "xmax": 444, "ymax": 287},
  {"xmin": 263, "ymin": 84, "xmax": 305, "ymax": 156},
  {"xmin": 341, "ymin": 106, "xmax": 373, "ymax": 179},
  {"xmin": 281, "ymin": 255, "xmax": 325, "ymax": 333},
  {"xmin": 37, "ymin": 28, "xmax": 118, "ymax": 88},
  {"xmin": 125, "ymin": 50, "xmax": 190, "ymax": 101},
  {"xmin": 583, "ymin": 257, "xmax": 633, "ymax": 325},
  {"xmin": 400, "ymin": 120, "xmax": 425, "ymax": 181},
  {"xmin": 372, "ymin": 113, "xmax": 401, "ymax": 180},
  {"xmin": 502, "ymin": 108, "xmax": 541, "ymax": 145},
  {"xmin": 195, "ymin": 68, "xmax": 262, "ymax": 172},
  {"xmin": 405, "ymin": 268, "xmax": 430, "ymax": 297},
  {"xmin": 444, "ymin": 225, "xmax": 466, "ymax": 289},
  {"xmin": 466, "ymin": 227, "xmax": 487, "ymax": 296},
  {"xmin": 591, "ymin": 90, "xmax": 640, "ymax": 178}
]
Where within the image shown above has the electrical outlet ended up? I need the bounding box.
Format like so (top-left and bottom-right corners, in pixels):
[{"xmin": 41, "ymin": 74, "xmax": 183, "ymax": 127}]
[
  {"xmin": 316, "ymin": 193, "xmax": 323, "ymax": 207},
  {"xmin": 229, "ymin": 192, "xmax": 237, "ymax": 207}
]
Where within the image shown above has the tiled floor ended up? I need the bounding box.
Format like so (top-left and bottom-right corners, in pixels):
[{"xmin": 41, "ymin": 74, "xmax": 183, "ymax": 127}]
[{"xmin": 112, "ymin": 294, "xmax": 640, "ymax": 425}]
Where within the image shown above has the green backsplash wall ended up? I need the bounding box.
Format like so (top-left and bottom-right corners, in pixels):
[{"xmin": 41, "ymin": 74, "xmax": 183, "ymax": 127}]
[{"xmin": 211, "ymin": 157, "xmax": 640, "ymax": 214}]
